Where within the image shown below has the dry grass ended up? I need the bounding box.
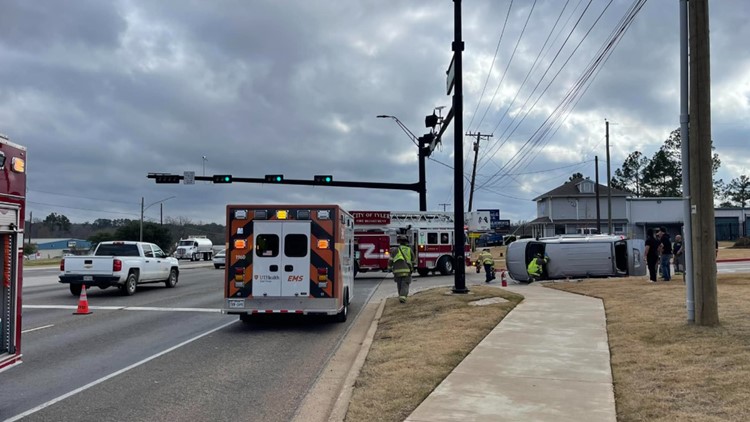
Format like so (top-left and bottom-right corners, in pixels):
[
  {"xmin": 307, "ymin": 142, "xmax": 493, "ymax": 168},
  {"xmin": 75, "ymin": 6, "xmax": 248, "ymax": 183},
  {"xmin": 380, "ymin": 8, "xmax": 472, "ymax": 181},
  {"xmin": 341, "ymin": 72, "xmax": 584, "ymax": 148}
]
[
  {"xmin": 718, "ymin": 241, "xmax": 750, "ymax": 260},
  {"xmin": 345, "ymin": 286, "xmax": 523, "ymax": 422},
  {"xmin": 548, "ymin": 274, "xmax": 750, "ymax": 422}
]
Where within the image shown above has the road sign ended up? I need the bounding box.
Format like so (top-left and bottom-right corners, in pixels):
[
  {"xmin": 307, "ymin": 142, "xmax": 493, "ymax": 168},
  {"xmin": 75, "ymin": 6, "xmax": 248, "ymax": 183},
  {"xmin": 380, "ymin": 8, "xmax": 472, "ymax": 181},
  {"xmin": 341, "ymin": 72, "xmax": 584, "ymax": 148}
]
[
  {"xmin": 468, "ymin": 232, "xmax": 482, "ymax": 239},
  {"xmin": 446, "ymin": 55, "xmax": 455, "ymax": 95},
  {"xmin": 184, "ymin": 171, "xmax": 195, "ymax": 185}
]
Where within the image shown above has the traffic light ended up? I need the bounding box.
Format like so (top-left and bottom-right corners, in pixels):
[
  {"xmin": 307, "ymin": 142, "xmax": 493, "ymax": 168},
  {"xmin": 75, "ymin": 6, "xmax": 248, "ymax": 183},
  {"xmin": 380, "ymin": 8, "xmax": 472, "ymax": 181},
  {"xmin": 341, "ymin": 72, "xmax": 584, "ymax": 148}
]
[
  {"xmin": 425, "ymin": 113, "xmax": 439, "ymax": 129},
  {"xmin": 212, "ymin": 174, "xmax": 233, "ymax": 183},
  {"xmin": 314, "ymin": 175, "xmax": 333, "ymax": 183},
  {"xmin": 265, "ymin": 174, "xmax": 284, "ymax": 183},
  {"xmin": 154, "ymin": 174, "xmax": 181, "ymax": 184}
]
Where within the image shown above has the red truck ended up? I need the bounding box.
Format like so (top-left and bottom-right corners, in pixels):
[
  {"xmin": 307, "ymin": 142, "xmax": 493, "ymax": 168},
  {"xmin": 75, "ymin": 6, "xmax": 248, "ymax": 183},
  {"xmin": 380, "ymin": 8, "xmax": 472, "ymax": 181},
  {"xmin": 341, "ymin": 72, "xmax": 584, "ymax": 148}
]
[
  {"xmin": 0, "ymin": 134, "xmax": 26, "ymax": 372},
  {"xmin": 352, "ymin": 211, "xmax": 472, "ymax": 277}
]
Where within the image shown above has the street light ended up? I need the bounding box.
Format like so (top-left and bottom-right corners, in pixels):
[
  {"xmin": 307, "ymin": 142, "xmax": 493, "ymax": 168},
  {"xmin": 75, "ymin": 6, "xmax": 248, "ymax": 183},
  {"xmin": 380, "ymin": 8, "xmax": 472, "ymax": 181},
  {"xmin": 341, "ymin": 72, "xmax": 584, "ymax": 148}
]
[
  {"xmin": 202, "ymin": 156, "xmax": 208, "ymax": 177},
  {"xmin": 376, "ymin": 115, "xmax": 419, "ymax": 146},
  {"xmin": 377, "ymin": 115, "xmax": 426, "ymax": 210},
  {"xmin": 140, "ymin": 196, "xmax": 176, "ymax": 242}
]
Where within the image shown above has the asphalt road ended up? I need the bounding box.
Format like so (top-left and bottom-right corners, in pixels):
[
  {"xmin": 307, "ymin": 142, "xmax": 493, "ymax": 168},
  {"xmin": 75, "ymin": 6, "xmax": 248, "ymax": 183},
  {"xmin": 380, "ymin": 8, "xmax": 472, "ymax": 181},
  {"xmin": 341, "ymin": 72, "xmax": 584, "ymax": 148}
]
[{"xmin": 2, "ymin": 264, "xmax": 383, "ymax": 421}]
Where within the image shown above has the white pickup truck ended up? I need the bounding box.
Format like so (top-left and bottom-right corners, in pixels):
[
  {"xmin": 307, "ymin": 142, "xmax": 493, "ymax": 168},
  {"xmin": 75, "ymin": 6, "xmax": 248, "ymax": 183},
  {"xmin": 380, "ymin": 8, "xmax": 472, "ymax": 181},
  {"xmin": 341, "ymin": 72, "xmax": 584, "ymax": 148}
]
[{"xmin": 59, "ymin": 241, "xmax": 179, "ymax": 296}]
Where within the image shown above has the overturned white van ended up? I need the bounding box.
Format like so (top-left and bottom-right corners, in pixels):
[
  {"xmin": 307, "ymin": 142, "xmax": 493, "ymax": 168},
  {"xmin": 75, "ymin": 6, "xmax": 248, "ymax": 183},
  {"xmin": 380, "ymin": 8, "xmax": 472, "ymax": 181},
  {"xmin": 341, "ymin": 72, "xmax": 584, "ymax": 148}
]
[{"xmin": 506, "ymin": 235, "xmax": 646, "ymax": 282}]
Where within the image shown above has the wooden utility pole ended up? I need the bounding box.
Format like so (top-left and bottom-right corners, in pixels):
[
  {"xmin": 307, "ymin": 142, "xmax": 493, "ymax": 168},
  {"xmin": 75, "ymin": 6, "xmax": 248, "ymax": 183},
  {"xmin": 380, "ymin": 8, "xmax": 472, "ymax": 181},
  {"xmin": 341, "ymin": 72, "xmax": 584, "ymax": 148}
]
[
  {"xmin": 466, "ymin": 132, "xmax": 492, "ymax": 212},
  {"xmin": 439, "ymin": 203, "xmax": 451, "ymax": 212},
  {"xmin": 689, "ymin": 0, "xmax": 719, "ymax": 326}
]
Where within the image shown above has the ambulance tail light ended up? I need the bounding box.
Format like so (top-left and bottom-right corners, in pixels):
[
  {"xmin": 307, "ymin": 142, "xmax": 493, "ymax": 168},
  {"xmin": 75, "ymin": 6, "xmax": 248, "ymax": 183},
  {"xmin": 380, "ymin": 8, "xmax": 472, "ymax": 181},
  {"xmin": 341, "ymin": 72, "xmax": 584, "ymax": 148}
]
[
  {"xmin": 234, "ymin": 267, "xmax": 245, "ymax": 282},
  {"xmin": 113, "ymin": 259, "xmax": 122, "ymax": 272},
  {"xmin": 317, "ymin": 268, "xmax": 328, "ymax": 282}
]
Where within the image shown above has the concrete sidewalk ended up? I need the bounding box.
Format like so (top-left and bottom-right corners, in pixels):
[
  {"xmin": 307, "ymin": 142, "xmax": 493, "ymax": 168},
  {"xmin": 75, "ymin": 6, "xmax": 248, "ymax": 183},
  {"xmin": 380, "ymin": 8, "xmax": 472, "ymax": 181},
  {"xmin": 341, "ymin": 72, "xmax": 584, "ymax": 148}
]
[{"xmin": 406, "ymin": 278, "xmax": 616, "ymax": 422}]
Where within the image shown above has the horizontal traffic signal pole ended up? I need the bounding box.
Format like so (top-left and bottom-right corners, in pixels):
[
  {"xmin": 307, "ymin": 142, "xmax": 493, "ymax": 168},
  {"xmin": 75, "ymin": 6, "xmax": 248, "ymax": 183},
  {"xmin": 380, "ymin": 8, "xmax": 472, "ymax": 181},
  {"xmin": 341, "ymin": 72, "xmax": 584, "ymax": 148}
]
[{"xmin": 147, "ymin": 173, "xmax": 421, "ymax": 192}]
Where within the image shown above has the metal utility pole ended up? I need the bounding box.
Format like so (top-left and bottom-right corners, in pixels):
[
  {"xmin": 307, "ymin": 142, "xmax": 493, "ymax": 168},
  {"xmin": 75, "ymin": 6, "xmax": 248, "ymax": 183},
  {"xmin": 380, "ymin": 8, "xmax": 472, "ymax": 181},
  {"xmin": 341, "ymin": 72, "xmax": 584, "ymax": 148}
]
[
  {"xmin": 595, "ymin": 156, "xmax": 601, "ymax": 233},
  {"xmin": 140, "ymin": 197, "xmax": 144, "ymax": 242},
  {"xmin": 466, "ymin": 132, "xmax": 492, "ymax": 212},
  {"xmin": 605, "ymin": 120, "xmax": 612, "ymax": 234},
  {"xmin": 680, "ymin": 0, "xmax": 694, "ymax": 323},
  {"xmin": 452, "ymin": 0, "xmax": 468, "ymax": 294},
  {"xmin": 689, "ymin": 0, "xmax": 718, "ymax": 326}
]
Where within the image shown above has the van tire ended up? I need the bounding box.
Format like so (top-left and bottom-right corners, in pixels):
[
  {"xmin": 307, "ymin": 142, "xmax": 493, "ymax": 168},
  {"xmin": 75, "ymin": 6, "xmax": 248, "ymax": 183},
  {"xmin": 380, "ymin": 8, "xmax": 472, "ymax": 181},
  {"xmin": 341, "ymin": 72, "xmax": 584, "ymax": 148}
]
[
  {"xmin": 437, "ymin": 256, "xmax": 454, "ymax": 275},
  {"xmin": 70, "ymin": 284, "xmax": 82, "ymax": 297},
  {"xmin": 121, "ymin": 273, "xmax": 138, "ymax": 296},
  {"xmin": 417, "ymin": 268, "xmax": 430, "ymax": 277},
  {"xmin": 334, "ymin": 289, "xmax": 349, "ymax": 323},
  {"xmin": 354, "ymin": 261, "xmax": 359, "ymax": 277},
  {"xmin": 164, "ymin": 268, "xmax": 178, "ymax": 288}
]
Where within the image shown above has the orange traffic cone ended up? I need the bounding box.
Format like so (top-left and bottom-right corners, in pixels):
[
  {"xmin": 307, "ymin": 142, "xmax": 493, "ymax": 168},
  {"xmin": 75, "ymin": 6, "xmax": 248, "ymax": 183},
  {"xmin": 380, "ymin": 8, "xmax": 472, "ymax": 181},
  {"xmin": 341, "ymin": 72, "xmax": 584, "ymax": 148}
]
[
  {"xmin": 501, "ymin": 270, "xmax": 508, "ymax": 287},
  {"xmin": 74, "ymin": 285, "xmax": 93, "ymax": 315}
]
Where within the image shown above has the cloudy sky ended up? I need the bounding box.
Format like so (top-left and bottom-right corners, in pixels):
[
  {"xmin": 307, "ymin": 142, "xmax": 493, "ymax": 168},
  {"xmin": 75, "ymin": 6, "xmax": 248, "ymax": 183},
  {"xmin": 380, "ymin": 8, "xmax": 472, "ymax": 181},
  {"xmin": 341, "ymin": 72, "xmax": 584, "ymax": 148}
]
[{"xmin": 1, "ymin": 0, "xmax": 748, "ymax": 226}]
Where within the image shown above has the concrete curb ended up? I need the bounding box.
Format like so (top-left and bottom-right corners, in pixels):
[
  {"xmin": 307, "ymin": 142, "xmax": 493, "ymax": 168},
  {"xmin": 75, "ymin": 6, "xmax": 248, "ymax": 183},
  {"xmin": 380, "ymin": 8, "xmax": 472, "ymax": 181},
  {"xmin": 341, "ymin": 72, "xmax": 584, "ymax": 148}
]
[
  {"xmin": 327, "ymin": 297, "xmax": 387, "ymax": 422},
  {"xmin": 716, "ymin": 258, "xmax": 750, "ymax": 263}
]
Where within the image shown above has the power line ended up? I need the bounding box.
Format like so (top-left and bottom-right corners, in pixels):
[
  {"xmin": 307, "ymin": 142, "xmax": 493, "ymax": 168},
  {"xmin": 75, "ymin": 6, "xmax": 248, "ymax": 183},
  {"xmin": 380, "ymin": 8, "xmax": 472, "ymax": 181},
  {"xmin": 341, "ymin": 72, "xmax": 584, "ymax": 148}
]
[
  {"xmin": 475, "ymin": 0, "xmax": 594, "ymax": 174},
  {"xmin": 28, "ymin": 201, "xmax": 141, "ymax": 218},
  {"xmin": 466, "ymin": 0, "xmax": 514, "ymax": 132},
  {"xmin": 473, "ymin": 0, "xmax": 538, "ymax": 132},
  {"xmin": 474, "ymin": 0, "xmax": 572, "ymax": 167},
  {"xmin": 487, "ymin": 0, "xmax": 645, "ymax": 188},
  {"xmin": 28, "ymin": 189, "xmax": 138, "ymax": 205},
  {"xmin": 476, "ymin": 0, "xmax": 618, "ymax": 190}
]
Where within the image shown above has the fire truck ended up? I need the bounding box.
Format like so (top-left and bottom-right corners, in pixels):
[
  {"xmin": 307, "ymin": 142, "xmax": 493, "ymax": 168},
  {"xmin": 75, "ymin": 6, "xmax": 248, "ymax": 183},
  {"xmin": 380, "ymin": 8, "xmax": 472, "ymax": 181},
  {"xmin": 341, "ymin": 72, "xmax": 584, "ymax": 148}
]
[
  {"xmin": 0, "ymin": 134, "xmax": 26, "ymax": 372},
  {"xmin": 222, "ymin": 204, "xmax": 354, "ymax": 323},
  {"xmin": 352, "ymin": 211, "xmax": 471, "ymax": 277}
]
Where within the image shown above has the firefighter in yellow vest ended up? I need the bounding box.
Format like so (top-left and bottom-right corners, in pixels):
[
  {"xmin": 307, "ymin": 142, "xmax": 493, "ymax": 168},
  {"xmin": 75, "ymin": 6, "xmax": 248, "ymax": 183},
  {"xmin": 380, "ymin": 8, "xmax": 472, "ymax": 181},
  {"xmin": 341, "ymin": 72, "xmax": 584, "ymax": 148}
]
[
  {"xmin": 389, "ymin": 235, "xmax": 414, "ymax": 303},
  {"xmin": 527, "ymin": 253, "xmax": 549, "ymax": 282},
  {"xmin": 478, "ymin": 248, "xmax": 495, "ymax": 282}
]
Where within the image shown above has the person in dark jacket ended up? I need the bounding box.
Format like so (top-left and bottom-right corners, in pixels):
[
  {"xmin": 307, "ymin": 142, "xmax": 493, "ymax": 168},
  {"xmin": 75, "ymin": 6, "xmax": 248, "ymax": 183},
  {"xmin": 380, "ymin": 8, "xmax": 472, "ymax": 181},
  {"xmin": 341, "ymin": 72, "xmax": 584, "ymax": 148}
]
[
  {"xmin": 657, "ymin": 227, "xmax": 672, "ymax": 281},
  {"xmin": 644, "ymin": 228, "xmax": 659, "ymax": 282}
]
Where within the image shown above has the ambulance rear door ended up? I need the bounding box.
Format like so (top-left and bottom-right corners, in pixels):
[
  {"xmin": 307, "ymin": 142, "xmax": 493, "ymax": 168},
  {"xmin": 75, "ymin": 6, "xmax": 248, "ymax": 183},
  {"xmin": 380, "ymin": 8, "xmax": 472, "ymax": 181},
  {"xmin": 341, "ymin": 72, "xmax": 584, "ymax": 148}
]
[
  {"xmin": 253, "ymin": 220, "xmax": 311, "ymax": 297},
  {"xmin": 280, "ymin": 221, "xmax": 311, "ymax": 297}
]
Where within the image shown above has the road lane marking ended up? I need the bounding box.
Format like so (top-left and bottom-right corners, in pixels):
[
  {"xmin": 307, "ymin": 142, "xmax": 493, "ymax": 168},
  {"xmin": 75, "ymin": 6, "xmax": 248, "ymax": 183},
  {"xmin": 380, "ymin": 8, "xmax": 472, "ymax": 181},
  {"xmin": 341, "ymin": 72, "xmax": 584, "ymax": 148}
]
[
  {"xmin": 21, "ymin": 324, "xmax": 55, "ymax": 333},
  {"xmin": 5, "ymin": 319, "xmax": 238, "ymax": 422},
  {"xmin": 23, "ymin": 305, "xmax": 221, "ymax": 313}
]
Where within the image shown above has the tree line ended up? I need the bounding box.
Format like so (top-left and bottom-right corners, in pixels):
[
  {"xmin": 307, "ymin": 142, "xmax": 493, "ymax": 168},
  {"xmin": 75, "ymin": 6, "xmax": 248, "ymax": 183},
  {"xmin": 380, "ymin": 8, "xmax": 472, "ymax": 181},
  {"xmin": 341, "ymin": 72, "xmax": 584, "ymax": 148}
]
[
  {"xmin": 608, "ymin": 128, "xmax": 749, "ymax": 208},
  {"xmin": 25, "ymin": 215, "xmax": 226, "ymax": 254}
]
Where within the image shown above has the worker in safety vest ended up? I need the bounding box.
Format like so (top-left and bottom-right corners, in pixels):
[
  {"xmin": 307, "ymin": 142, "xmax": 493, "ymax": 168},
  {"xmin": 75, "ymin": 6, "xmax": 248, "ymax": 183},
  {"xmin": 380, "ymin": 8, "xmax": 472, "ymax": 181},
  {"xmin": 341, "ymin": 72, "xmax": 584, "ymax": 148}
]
[
  {"xmin": 527, "ymin": 253, "xmax": 549, "ymax": 282},
  {"xmin": 388, "ymin": 235, "xmax": 414, "ymax": 303},
  {"xmin": 478, "ymin": 248, "xmax": 495, "ymax": 283}
]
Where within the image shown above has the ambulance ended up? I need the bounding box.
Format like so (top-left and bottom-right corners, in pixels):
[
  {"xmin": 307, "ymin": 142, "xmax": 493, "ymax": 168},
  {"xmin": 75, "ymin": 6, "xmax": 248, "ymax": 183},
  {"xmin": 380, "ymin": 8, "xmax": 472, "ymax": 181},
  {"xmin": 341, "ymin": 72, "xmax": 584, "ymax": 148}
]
[{"xmin": 222, "ymin": 205, "xmax": 355, "ymax": 323}]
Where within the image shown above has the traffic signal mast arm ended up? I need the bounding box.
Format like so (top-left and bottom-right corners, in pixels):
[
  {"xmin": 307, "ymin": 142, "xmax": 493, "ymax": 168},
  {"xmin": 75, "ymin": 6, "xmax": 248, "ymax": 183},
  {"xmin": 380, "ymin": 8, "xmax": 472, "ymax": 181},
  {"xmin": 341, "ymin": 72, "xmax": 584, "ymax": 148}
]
[{"xmin": 147, "ymin": 173, "xmax": 421, "ymax": 192}]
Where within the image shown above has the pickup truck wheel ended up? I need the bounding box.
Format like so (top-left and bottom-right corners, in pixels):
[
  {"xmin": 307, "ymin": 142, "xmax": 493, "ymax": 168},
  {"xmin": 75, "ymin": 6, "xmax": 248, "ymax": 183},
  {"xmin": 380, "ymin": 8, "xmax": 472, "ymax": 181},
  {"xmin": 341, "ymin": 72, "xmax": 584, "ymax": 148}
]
[
  {"xmin": 417, "ymin": 268, "xmax": 430, "ymax": 277},
  {"xmin": 437, "ymin": 256, "xmax": 454, "ymax": 275},
  {"xmin": 121, "ymin": 273, "xmax": 137, "ymax": 296},
  {"xmin": 69, "ymin": 284, "xmax": 82, "ymax": 297},
  {"xmin": 164, "ymin": 268, "xmax": 178, "ymax": 288}
]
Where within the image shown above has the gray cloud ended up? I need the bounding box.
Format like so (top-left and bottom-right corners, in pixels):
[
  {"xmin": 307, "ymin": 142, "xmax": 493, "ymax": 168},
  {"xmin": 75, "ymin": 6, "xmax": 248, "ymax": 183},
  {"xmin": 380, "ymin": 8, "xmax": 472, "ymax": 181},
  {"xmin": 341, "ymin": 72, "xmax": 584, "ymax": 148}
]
[{"xmin": 1, "ymin": 0, "xmax": 748, "ymax": 226}]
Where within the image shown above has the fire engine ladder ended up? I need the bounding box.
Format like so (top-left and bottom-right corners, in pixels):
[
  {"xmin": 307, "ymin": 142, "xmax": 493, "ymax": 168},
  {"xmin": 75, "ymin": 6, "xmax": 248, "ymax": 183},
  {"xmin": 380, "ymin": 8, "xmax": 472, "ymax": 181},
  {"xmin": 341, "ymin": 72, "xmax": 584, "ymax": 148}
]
[{"xmin": 388, "ymin": 212, "xmax": 455, "ymax": 229}]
